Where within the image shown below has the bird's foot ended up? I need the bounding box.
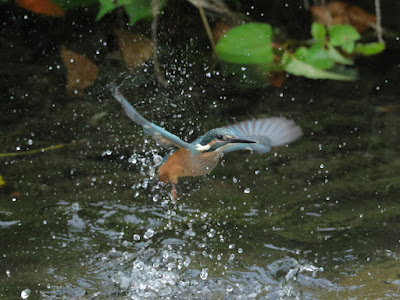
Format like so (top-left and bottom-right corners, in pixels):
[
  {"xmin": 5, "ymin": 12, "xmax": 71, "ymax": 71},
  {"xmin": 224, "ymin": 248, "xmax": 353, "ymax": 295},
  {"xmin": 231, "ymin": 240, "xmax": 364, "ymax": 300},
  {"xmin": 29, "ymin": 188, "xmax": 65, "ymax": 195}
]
[{"xmin": 171, "ymin": 184, "xmax": 177, "ymax": 202}]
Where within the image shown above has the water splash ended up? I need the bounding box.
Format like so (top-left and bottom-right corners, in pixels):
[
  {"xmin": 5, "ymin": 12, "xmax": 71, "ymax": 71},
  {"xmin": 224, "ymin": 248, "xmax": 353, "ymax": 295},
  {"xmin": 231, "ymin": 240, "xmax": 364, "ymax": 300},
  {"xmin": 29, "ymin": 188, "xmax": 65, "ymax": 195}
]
[{"xmin": 20, "ymin": 289, "xmax": 31, "ymax": 299}]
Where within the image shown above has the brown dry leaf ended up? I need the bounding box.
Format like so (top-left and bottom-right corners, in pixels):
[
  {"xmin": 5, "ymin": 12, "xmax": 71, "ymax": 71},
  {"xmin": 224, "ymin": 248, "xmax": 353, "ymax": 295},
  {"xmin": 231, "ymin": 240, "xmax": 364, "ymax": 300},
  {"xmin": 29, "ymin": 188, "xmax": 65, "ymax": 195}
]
[
  {"xmin": 60, "ymin": 46, "xmax": 99, "ymax": 95},
  {"xmin": 17, "ymin": 0, "xmax": 64, "ymax": 17},
  {"xmin": 115, "ymin": 30, "xmax": 153, "ymax": 69},
  {"xmin": 348, "ymin": 5, "xmax": 377, "ymax": 32},
  {"xmin": 267, "ymin": 72, "xmax": 286, "ymax": 88},
  {"xmin": 311, "ymin": 1, "xmax": 376, "ymax": 33}
]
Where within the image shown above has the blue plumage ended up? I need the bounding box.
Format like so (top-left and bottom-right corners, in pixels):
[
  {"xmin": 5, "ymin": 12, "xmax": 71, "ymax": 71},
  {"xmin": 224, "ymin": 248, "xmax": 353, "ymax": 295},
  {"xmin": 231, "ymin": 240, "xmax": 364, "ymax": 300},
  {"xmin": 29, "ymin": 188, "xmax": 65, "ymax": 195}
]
[
  {"xmin": 114, "ymin": 89, "xmax": 195, "ymax": 151},
  {"xmin": 113, "ymin": 89, "xmax": 302, "ymax": 156},
  {"xmin": 113, "ymin": 90, "xmax": 303, "ymax": 199},
  {"xmin": 114, "ymin": 90, "xmax": 303, "ymax": 153}
]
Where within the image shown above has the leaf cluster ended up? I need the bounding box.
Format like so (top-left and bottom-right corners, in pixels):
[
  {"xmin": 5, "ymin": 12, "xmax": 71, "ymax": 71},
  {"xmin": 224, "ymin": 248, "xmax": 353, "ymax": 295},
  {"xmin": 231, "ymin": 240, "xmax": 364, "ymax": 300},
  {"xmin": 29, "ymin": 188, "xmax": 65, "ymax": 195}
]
[
  {"xmin": 12, "ymin": 0, "xmax": 385, "ymax": 81},
  {"xmin": 94, "ymin": 0, "xmax": 384, "ymax": 81},
  {"xmin": 216, "ymin": 22, "xmax": 385, "ymax": 81},
  {"xmin": 96, "ymin": 0, "xmax": 164, "ymax": 26}
]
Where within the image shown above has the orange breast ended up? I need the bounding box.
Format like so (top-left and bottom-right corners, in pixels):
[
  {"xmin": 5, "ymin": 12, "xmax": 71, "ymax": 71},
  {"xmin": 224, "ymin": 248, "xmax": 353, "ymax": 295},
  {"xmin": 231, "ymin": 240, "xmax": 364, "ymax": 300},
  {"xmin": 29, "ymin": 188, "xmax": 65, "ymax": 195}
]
[
  {"xmin": 158, "ymin": 148, "xmax": 221, "ymax": 184},
  {"xmin": 158, "ymin": 149, "xmax": 190, "ymax": 184}
]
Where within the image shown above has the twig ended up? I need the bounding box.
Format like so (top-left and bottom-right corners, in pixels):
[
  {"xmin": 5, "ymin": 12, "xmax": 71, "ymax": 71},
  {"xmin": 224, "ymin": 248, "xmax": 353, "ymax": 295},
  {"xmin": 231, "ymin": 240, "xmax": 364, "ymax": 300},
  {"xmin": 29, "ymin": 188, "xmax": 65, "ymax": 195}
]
[
  {"xmin": 196, "ymin": 0, "xmax": 216, "ymax": 52},
  {"xmin": 374, "ymin": 0, "xmax": 384, "ymax": 43},
  {"xmin": 0, "ymin": 140, "xmax": 85, "ymax": 158},
  {"xmin": 188, "ymin": 0, "xmax": 230, "ymax": 14},
  {"xmin": 303, "ymin": 0, "xmax": 309, "ymax": 10},
  {"xmin": 188, "ymin": 0, "xmax": 243, "ymax": 24},
  {"xmin": 151, "ymin": 0, "xmax": 168, "ymax": 86}
]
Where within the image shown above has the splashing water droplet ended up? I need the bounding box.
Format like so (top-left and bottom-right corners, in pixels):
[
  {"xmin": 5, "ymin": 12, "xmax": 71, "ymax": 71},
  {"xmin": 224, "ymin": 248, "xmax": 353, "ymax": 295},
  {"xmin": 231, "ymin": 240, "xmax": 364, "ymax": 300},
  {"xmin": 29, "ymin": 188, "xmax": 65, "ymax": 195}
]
[
  {"xmin": 207, "ymin": 228, "xmax": 215, "ymax": 238},
  {"xmin": 21, "ymin": 289, "xmax": 31, "ymax": 299},
  {"xmin": 200, "ymin": 268, "xmax": 208, "ymax": 280},
  {"xmin": 72, "ymin": 202, "xmax": 80, "ymax": 211},
  {"xmin": 144, "ymin": 228, "xmax": 155, "ymax": 239},
  {"xmin": 183, "ymin": 256, "xmax": 191, "ymax": 267},
  {"xmin": 153, "ymin": 154, "xmax": 163, "ymax": 165}
]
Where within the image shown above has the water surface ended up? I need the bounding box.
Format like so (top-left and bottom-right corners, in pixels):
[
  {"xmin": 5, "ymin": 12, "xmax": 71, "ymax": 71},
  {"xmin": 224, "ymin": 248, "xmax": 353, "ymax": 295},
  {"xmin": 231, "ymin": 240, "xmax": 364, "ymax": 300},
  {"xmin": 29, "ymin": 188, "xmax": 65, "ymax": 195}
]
[{"xmin": 1, "ymin": 2, "xmax": 400, "ymax": 299}]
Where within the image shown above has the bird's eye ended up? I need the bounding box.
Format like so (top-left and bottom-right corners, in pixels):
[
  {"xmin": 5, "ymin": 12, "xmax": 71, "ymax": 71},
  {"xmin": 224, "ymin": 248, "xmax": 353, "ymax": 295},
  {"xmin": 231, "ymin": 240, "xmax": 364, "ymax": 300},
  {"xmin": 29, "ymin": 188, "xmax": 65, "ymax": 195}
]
[{"xmin": 216, "ymin": 135, "xmax": 224, "ymax": 140}]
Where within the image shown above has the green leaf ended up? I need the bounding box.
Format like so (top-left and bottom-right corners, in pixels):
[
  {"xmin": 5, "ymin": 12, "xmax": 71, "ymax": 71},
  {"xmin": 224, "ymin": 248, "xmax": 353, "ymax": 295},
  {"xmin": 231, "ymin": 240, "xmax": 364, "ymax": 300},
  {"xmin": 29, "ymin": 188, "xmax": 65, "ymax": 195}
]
[
  {"xmin": 96, "ymin": 0, "xmax": 118, "ymax": 21},
  {"xmin": 122, "ymin": 0, "xmax": 153, "ymax": 26},
  {"xmin": 306, "ymin": 43, "xmax": 334, "ymax": 70},
  {"xmin": 328, "ymin": 25, "xmax": 361, "ymax": 53},
  {"xmin": 96, "ymin": 0, "xmax": 162, "ymax": 26},
  {"xmin": 294, "ymin": 46, "xmax": 309, "ymax": 60},
  {"xmin": 354, "ymin": 43, "xmax": 385, "ymax": 56},
  {"xmin": 326, "ymin": 44, "xmax": 353, "ymax": 65},
  {"xmin": 282, "ymin": 53, "xmax": 356, "ymax": 81},
  {"xmin": 216, "ymin": 23, "xmax": 273, "ymax": 64},
  {"xmin": 294, "ymin": 43, "xmax": 335, "ymax": 70},
  {"xmin": 297, "ymin": 43, "xmax": 334, "ymax": 70},
  {"xmin": 342, "ymin": 41, "xmax": 355, "ymax": 53},
  {"xmin": 294, "ymin": 43, "xmax": 353, "ymax": 69},
  {"xmin": 311, "ymin": 22, "xmax": 326, "ymax": 41}
]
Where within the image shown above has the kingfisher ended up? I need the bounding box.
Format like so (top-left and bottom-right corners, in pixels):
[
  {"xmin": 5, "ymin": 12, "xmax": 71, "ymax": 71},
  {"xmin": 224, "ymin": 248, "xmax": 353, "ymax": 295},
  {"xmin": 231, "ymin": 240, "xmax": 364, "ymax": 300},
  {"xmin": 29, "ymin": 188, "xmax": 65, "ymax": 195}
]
[{"xmin": 113, "ymin": 90, "xmax": 303, "ymax": 200}]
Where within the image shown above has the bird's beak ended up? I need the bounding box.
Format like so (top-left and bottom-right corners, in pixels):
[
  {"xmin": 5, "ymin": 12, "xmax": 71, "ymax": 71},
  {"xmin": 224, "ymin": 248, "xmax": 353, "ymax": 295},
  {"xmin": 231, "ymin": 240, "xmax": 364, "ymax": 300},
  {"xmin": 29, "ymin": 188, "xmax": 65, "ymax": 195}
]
[{"xmin": 228, "ymin": 138, "xmax": 257, "ymax": 144}]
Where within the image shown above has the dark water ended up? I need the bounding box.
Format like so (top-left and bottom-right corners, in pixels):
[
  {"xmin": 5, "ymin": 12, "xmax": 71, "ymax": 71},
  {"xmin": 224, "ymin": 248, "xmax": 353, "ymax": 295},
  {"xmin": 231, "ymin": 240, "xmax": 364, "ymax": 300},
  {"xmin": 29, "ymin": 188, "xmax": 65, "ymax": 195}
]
[{"xmin": 1, "ymin": 1, "xmax": 400, "ymax": 299}]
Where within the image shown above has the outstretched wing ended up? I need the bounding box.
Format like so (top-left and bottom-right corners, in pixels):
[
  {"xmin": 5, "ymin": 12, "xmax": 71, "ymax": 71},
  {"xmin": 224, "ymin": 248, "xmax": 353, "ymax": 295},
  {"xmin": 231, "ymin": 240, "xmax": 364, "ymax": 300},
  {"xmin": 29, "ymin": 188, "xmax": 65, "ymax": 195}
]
[
  {"xmin": 222, "ymin": 117, "xmax": 303, "ymax": 153},
  {"xmin": 113, "ymin": 90, "xmax": 194, "ymax": 150}
]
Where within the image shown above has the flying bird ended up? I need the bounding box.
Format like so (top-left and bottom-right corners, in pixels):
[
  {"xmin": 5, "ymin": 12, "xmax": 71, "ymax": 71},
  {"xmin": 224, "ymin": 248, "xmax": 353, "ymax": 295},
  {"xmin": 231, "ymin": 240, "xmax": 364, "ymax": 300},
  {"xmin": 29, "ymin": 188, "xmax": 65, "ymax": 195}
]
[{"xmin": 113, "ymin": 90, "xmax": 302, "ymax": 200}]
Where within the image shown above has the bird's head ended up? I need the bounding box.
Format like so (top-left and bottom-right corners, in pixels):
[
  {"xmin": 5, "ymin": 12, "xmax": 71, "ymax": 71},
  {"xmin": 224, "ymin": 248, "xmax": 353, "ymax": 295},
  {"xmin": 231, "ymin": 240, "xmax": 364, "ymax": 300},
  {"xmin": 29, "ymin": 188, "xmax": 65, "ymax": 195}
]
[{"xmin": 195, "ymin": 128, "xmax": 256, "ymax": 152}]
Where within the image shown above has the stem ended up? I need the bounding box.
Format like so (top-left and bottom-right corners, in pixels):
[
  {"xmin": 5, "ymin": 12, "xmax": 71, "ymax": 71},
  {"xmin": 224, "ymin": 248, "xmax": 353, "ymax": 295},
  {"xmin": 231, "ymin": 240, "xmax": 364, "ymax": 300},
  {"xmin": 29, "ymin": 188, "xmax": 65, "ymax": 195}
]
[
  {"xmin": 0, "ymin": 140, "xmax": 85, "ymax": 158},
  {"xmin": 374, "ymin": 0, "xmax": 384, "ymax": 43},
  {"xmin": 303, "ymin": 0, "xmax": 309, "ymax": 10},
  {"xmin": 151, "ymin": 0, "xmax": 168, "ymax": 86},
  {"xmin": 196, "ymin": 0, "xmax": 216, "ymax": 52}
]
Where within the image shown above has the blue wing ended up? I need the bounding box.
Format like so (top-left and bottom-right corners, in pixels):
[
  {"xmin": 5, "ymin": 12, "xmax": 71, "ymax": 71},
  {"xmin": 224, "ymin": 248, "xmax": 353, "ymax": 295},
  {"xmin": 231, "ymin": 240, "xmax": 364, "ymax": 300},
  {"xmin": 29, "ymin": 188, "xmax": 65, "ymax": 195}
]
[
  {"xmin": 222, "ymin": 117, "xmax": 303, "ymax": 154},
  {"xmin": 113, "ymin": 90, "xmax": 195, "ymax": 151}
]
